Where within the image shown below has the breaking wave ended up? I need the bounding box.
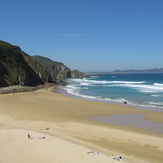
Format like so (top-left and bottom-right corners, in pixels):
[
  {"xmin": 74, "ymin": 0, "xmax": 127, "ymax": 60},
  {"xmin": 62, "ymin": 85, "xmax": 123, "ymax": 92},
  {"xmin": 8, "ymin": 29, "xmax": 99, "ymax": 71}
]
[{"xmin": 63, "ymin": 73, "xmax": 163, "ymax": 110}]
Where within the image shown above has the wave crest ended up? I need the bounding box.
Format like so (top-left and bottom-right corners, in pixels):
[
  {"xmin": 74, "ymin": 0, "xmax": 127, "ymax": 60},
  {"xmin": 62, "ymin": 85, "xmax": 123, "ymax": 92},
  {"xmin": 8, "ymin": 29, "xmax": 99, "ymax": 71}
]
[{"xmin": 154, "ymin": 83, "xmax": 163, "ymax": 86}]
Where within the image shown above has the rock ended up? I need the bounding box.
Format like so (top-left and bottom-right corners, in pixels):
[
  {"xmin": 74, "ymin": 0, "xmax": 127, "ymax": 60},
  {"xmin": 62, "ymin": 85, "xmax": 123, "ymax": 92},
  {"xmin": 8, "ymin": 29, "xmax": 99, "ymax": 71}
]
[
  {"xmin": 32, "ymin": 56, "xmax": 89, "ymax": 80},
  {"xmin": 71, "ymin": 69, "xmax": 89, "ymax": 78}
]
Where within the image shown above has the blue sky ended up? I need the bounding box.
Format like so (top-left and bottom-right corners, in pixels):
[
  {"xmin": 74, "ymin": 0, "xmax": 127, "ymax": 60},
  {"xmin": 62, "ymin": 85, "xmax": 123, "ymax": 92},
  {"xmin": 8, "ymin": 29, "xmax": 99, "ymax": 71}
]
[{"xmin": 0, "ymin": 0, "xmax": 163, "ymax": 72}]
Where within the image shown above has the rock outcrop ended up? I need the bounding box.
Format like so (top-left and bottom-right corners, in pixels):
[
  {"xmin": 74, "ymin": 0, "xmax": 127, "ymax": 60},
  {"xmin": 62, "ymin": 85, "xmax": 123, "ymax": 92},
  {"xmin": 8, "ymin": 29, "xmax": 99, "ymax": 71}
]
[
  {"xmin": 57, "ymin": 70, "xmax": 71, "ymax": 79},
  {"xmin": 32, "ymin": 55, "xmax": 71, "ymax": 80},
  {"xmin": 32, "ymin": 55, "xmax": 89, "ymax": 80},
  {"xmin": 71, "ymin": 69, "xmax": 88, "ymax": 78}
]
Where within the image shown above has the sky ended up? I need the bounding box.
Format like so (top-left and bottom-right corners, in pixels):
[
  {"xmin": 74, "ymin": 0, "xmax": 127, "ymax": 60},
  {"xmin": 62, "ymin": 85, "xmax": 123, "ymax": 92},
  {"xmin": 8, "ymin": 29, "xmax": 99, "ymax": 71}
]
[{"xmin": 0, "ymin": 0, "xmax": 163, "ymax": 72}]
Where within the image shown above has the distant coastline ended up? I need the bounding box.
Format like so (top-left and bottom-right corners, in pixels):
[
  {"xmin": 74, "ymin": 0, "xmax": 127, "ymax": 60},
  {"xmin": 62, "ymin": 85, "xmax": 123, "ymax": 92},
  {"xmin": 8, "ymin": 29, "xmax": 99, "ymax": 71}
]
[{"xmin": 86, "ymin": 68, "xmax": 163, "ymax": 75}]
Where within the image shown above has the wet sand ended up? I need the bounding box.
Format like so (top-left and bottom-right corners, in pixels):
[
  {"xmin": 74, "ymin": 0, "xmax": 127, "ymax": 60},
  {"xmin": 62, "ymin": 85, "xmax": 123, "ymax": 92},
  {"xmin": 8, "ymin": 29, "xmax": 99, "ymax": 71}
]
[
  {"xmin": 0, "ymin": 87, "xmax": 163, "ymax": 163},
  {"xmin": 93, "ymin": 113, "xmax": 163, "ymax": 133}
]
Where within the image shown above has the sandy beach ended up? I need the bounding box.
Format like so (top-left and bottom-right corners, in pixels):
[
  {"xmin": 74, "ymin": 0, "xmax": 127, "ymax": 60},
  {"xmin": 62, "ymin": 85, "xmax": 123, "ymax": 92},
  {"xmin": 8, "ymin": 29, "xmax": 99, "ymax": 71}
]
[{"xmin": 0, "ymin": 87, "xmax": 163, "ymax": 163}]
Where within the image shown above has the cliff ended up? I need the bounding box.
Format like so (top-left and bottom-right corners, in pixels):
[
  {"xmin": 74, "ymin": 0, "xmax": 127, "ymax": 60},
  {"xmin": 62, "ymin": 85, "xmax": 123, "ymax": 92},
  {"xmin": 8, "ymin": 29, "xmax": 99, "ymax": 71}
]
[
  {"xmin": 32, "ymin": 56, "xmax": 88, "ymax": 79},
  {"xmin": 32, "ymin": 55, "xmax": 71, "ymax": 80},
  {"xmin": 71, "ymin": 69, "xmax": 88, "ymax": 78},
  {"xmin": 0, "ymin": 41, "xmax": 52, "ymax": 87}
]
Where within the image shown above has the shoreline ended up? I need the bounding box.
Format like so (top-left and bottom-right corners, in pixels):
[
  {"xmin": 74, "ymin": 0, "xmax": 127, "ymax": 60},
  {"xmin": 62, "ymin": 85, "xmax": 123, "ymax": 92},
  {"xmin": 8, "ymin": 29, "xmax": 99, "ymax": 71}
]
[
  {"xmin": 59, "ymin": 85, "xmax": 163, "ymax": 112},
  {"xmin": 57, "ymin": 86, "xmax": 163, "ymax": 134},
  {"xmin": 0, "ymin": 87, "xmax": 163, "ymax": 162}
]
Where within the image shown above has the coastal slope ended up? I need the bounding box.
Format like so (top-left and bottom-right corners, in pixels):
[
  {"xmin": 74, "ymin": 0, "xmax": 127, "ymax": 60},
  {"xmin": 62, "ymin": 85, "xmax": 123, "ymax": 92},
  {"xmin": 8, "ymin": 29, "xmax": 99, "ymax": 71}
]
[
  {"xmin": 0, "ymin": 40, "xmax": 88, "ymax": 88},
  {"xmin": 32, "ymin": 55, "xmax": 88, "ymax": 80},
  {"xmin": 0, "ymin": 40, "xmax": 52, "ymax": 87}
]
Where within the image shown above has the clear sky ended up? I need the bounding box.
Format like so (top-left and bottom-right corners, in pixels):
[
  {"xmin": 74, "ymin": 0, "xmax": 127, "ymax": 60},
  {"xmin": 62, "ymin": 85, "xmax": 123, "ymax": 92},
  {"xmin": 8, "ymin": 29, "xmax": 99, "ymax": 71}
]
[{"xmin": 0, "ymin": 0, "xmax": 163, "ymax": 72}]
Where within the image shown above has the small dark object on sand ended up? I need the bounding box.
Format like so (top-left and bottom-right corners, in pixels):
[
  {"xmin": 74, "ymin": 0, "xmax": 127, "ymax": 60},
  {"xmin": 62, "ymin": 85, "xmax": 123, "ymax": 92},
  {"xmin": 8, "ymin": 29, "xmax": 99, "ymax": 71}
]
[
  {"xmin": 113, "ymin": 156, "xmax": 122, "ymax": 160},
  {"xmin": 28, "ymin": 133, "xmax": 30, "ymax": 139}
]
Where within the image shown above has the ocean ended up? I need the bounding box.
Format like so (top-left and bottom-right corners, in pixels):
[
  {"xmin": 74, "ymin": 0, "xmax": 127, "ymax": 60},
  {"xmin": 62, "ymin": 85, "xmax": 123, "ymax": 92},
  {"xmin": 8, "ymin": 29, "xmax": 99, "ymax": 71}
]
[{"xmin": 62, "ymin": 73, "xmax": 163, "ymax": 112}]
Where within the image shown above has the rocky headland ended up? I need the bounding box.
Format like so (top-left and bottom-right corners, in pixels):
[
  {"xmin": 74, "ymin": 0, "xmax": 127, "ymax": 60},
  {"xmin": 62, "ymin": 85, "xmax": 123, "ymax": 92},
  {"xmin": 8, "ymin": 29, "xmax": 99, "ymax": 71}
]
[
  {"xmin": 32, "ymin": 55, "xmax": 88, "ymax": 80},
  {"xmin": 0, "ymin": 40, "xmax": 88, "ymax": 92}
]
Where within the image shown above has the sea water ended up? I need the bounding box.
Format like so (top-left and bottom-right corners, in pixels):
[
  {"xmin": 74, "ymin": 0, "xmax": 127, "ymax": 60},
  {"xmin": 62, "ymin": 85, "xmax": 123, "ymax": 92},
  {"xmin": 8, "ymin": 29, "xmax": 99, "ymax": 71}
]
[{"xmin": 62, "ymin": 73, "xmax": 163, "ymax": 111}]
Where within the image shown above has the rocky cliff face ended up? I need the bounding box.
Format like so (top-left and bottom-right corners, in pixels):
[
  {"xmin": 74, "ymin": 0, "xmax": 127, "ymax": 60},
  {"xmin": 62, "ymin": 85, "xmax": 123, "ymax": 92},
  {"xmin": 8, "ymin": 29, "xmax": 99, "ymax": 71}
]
[
  {"xmin": 71, "ymin": 69, "xmax": 88, "ymax": 78},
  {"xmin": 0, "ymin": 40, "xmax": 88, "ymax": 88},
  {"xmin": 32, "ymin": 56, "xmax": 88, "ymax": 80},
  {"xmin": 57, "ymin": 70, "xmax": 71, "ymax": 79},
  {"xmin": 0, "ymin": 41, "xmax": 52, "ymax": 87},
  {"xmin": 32, "ymin": 56, "xmax": 71, "ymax": 80}
]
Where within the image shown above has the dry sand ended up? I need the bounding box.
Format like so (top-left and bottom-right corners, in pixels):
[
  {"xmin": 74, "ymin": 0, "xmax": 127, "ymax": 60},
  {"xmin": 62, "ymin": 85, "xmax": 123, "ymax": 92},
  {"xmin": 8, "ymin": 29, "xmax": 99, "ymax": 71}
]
[{"xmin": 0, "ymin": 87, "xmax": 163, "ymax": 163}]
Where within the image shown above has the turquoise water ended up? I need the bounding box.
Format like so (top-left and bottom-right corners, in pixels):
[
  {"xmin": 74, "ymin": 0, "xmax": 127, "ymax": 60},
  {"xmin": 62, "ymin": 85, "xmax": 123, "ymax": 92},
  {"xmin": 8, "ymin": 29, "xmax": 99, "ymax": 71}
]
[{"xmin": 63, "ymin": 73, "xmax": 163, "ymax": 110}]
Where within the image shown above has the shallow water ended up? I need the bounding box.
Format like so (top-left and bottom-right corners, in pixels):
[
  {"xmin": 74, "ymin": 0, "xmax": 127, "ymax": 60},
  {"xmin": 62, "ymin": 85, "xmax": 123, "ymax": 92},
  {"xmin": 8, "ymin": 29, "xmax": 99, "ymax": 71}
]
[{"xmin": 92, "ymin": 114, "xmax": 163, "ymax": 133}]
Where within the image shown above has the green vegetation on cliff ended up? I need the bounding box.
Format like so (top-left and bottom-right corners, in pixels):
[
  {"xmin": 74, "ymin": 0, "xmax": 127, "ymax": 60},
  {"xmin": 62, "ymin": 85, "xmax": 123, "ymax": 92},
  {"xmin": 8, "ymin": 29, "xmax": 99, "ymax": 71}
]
[
  {"xmin": 0, "ymin": 40, "xmax": 52, "ymax": 87},
  {"xmin": 32, "ymin": 55, "xmax": 59, "ymax": 68},
  {"xmin": 32, "ymin": 56, "xmax": 71, "ymax": 79},
  {"xmin": 32, "ymin": 55, "xmax": 88, "ymax": 79}
]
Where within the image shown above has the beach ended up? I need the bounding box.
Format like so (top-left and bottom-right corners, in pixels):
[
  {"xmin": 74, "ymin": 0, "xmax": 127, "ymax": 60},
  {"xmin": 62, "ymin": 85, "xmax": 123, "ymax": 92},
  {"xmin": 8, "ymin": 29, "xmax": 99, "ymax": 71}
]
[{"xmin": 0, "ymin": 87, "xmax": 163, "ymax": 163}]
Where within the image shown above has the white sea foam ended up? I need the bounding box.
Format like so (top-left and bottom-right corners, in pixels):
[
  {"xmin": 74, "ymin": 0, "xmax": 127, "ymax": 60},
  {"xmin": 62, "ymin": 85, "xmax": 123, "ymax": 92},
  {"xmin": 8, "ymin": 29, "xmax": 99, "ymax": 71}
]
[
  {"xmin": 65, "ymin": 76, "xmax": 163, "ymax": 110},
  {"xmin": 83, "ymin": 87, "xmax": 88, "ymax": 89},
  {"xmin": 68, "ymin": 79, "xmax": 163, "ymax": 93},
  {"xmin": 111, "ymin": 83, "xmax": 163, "ymax": 93},
  {"xmin": 138, "ymin": 85, "xmax": 163, "ymax": 92},
  {"xmin": 67, "ymin": 78, "xmax": 163, "ymax": 94},
  {"xmin": 65, "ymin": 85, "xmax": 80, "ymax": 95},
  {"xmin": 154, "ymin": 83, "xmax": 163, "ymax": 86},
  {"xmin": 63, "ymin": 85, "xmax": 163, "ymax": 110},
  {"xmin": 147, "ymin": 101, "xmax": 163, "ymax": 107},
  {"xmin": 70, "ymin": 78, "xmax": 88, "ymax": 83},
  {"xmin": 80, "ymin": 82, "xmax": 90, "ymax": 86},
  {"xmin": 69, "ymin": 78, "xmax": 146, "ymax": 85},
  {"xmin": 65, "ymin": 84, "xmax": 127, "ymax": 103},
  {"xmin": 74, "ymin": 80, "xmax": 145, "ymax": 86},
  {"xmin": 112, "ymin": 98, "xmax": 127, "ymax": 103},
  {"xmin": 90, "ymin": 76, "xmax": 100, "ymax": 78},
  {"xmin": 111, "ymin": 81, "xmax": 145, "ymax": 84},
  {"xmin": 151, "ymin": 95, "xmax": 161, "ymax": 97}
]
